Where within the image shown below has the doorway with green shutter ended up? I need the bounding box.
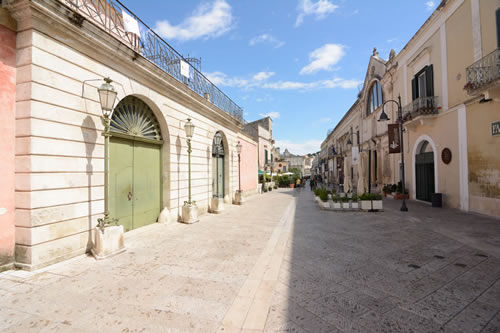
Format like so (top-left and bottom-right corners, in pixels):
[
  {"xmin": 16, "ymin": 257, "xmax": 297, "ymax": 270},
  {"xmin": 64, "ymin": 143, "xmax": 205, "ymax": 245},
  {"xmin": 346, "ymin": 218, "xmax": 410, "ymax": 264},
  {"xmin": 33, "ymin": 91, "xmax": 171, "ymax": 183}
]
[{"xmin": 108, "ymin": 96, "xmax": 163, "ymax": 232}]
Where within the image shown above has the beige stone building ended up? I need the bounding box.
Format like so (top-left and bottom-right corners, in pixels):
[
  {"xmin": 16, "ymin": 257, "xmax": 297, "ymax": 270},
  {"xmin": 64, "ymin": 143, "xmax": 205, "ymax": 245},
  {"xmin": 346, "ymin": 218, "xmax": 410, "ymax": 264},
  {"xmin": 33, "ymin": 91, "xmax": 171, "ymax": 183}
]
[
  {"xmin": 2, "ymin": 0, "xmax": 258, "ymax": 270},
  {"xmin": 322, "ymin": 0, "xmax": 500, "ymax": 218}
]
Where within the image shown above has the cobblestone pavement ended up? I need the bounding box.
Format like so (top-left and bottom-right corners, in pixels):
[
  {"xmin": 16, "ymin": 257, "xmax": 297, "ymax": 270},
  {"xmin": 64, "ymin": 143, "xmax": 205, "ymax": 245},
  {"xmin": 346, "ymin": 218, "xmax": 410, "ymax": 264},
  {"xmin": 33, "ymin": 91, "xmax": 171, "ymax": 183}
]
[
  {"xmin": 1, "ymin": 188, "xmax": 499, "ymax": 332},
  {"xmin": 266, "ymin": 188, "xmax": 500, "ymax": 333}
]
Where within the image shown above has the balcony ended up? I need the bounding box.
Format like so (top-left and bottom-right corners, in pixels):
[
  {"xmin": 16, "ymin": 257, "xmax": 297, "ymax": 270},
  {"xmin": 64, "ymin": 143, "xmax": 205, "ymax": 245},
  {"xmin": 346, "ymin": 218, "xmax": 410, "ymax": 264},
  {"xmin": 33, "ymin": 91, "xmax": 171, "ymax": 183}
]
[
  {"xmin": 465, "ymin": 48, "xmax": 500, "ymax": 95},
  {"xmin": 60, "ymin": 0, "xmax": 244, "ymax": 123},
  {"xmin": 402, "ymin": 96, "xmax": 441, "ymax": 123}
]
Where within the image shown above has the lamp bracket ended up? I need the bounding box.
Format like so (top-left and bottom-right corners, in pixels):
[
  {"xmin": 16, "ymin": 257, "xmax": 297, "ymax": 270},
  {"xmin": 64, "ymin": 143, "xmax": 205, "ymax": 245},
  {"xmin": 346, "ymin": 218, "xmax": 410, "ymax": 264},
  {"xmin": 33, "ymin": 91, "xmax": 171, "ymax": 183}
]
[{"xmin": 81, "ymin": 78, "xmax": 104, "ymax": 98}]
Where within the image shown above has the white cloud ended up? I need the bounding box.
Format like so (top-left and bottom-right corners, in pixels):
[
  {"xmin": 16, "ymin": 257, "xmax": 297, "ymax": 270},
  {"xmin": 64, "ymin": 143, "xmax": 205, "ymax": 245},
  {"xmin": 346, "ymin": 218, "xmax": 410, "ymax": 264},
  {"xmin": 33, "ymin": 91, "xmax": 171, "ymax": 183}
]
[
  {"xmin": 249, "ymin": 34, "xmax": 285, "ymax": 48},
  {"xmin": 259, "ymin": 111, "xmax": 280, "ymax": 119},
  {"xmin": 425, "ymin": 1, "xmax": 435, "ymax": 10},
  {"xmin": 295, "ymin": 0, "xmax": 338, "ymax": 27},
  {"xmin": 275, "ymin": 139, "xmax": 322, "ymax": 155},
  {"xmin": 154, "ymin": 0, "xmax": 233, "ymax": 41},
  {"xmin": 205, "ymin": 71, "xmax": 361, "ymax": 91},
  {"xmin": 205, "ymin": 71, "xmax": 249, "ymax": 88},
  {"xmin": 253, "ymin": 71, "xmax": 275, "ymax": 81},
  {"xmin": 300, "ymin": 44, "xmax": 345, "ymax": 75}
]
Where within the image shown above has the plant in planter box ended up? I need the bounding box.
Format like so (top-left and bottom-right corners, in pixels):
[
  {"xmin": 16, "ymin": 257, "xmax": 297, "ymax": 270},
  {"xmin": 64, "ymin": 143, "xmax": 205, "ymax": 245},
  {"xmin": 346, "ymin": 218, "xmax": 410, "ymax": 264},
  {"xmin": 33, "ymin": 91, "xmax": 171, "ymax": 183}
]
[
  {"xmin": 359, "ymin": 193, "xmax": 374, "ymax": 210},
  {"xmin": 351, "ymin": 194, "xmax": 359, "ymax": 209},
  {"xmin": 274, "ymin": 185, "xmax": 278, "ymax": 190},
  {"xmin": 382, "ymin": 184, "xmax": 392, "ymax": 197},
  {"xmin": 332, "ymin": 195, "xmax": 341, "ymax": 209},
  {"xmin": 341, "ymin": 195, "xmax": 350, "ymax": 209},
  {"xmin": 372, "ymin": 193, "xmax": 383, "ymax": 210},
  {"xmin": 263, "ymin": 187, "xmax": 268, "ymax": 193},
  {"xmin": 395, "ymin": 181, "xmax": 409, "ymax": 200},
  {"xmin": 319, "ymin": 189, "xmax": 328, "ymax": 202}
]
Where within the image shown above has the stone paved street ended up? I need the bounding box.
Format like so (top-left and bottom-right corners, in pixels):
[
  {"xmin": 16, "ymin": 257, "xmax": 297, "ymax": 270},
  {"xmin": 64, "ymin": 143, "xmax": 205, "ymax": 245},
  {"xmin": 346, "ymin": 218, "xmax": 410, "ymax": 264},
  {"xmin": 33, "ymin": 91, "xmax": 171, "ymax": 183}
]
[{"xmin": 1, "ymin": 188, "xmax": 500, "ymax": 332}]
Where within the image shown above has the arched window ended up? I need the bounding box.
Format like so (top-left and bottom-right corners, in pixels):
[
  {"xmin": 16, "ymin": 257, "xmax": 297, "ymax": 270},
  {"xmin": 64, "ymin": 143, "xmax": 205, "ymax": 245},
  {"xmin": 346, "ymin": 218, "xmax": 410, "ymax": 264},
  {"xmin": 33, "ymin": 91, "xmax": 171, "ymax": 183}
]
[{"xmin": 367, "ymin": 81, "xmax": 383, "ymax": 115}]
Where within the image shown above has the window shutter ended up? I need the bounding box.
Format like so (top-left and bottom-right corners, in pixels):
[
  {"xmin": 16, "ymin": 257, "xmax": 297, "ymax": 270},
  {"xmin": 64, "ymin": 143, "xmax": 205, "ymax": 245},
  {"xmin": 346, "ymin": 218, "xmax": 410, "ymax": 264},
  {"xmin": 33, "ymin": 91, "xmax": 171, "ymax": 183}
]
[
  {"xmin": 497, "ymin": 8, "xmax": 500, "ymax": 48},
  {"xmin": 411, "ymin": 78, "xmax": 417, "ymax": 100},
  {"xmin": 425, "ymin": 65, "xmax": 434, "ymax": 97}
]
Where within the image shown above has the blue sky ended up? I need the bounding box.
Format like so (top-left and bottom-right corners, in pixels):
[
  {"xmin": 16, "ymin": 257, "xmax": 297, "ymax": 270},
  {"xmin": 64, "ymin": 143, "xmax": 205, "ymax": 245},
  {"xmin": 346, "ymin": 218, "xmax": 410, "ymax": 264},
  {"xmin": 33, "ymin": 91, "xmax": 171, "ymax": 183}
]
[{"xmin": 123, "ymin": 0, "xmax": 439, "ymax": 154}]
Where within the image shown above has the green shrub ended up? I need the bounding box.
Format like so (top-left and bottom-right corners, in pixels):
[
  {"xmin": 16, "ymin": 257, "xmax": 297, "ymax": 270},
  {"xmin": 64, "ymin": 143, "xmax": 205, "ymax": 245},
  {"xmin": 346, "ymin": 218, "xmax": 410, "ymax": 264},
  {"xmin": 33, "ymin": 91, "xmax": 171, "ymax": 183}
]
[
  {"xmin": 341, "ymin": 196, "xmax": 350, "ymax": 202},
  {"xmin": 319, "ymin": 190, "xmax": 328, "ymax": 202},
  {"xmin": 277, "ymin": 175, "xmax": 290, "ymax": 187},
  {"xmin": 331, "ymin": 195, "xmax": 338, "ymax": 202},
  {"xmin": 274, "ymin": 185, "xmax": 278, "ymax": 190},
  {"xmin": 351, "ymin": 194, "xmax": 358, "ymax": 202},
  {"xmin": 359, "ymin": 193, "xmax": 383, "ymax": 200},
  {"xmin": 331, "ymin": 189, "xmax": 337, "ymax": 194},
  {"xmin": 263, "ymin": 187, "xmax": 268, "ymax": 193},
  {"xmin": 396, "ymin": 181, "xmax": 408, "ymax": 194}
]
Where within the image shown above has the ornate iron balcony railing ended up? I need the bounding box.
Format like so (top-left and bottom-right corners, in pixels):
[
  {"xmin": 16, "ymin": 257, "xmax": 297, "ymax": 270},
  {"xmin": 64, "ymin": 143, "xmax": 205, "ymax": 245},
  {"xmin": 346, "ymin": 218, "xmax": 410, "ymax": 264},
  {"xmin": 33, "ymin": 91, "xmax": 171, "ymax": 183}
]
[
  {"xmin": 465, "ymin": 48, "xmax": 500, "ymax": 93},
  {"xmin": 402, "ymin": 96, "xmax": 441, "ymax": 122},
  {"xmin": 60, "ymin": 0, "xmax": 244, "ymax": 122}
]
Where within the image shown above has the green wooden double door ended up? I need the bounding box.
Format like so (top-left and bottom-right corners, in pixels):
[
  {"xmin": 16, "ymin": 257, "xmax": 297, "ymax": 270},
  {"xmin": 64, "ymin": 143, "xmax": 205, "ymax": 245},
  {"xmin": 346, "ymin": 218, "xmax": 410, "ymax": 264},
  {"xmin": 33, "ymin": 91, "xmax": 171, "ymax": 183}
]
[{"xmin": 109, "ymin": 136, "xmax": 161, "ymax": 232}]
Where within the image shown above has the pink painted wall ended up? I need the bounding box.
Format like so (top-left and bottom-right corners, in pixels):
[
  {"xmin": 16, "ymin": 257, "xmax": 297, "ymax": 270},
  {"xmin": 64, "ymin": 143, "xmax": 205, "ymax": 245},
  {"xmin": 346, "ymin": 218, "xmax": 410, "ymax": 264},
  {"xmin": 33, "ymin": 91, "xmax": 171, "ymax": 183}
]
[
  {"xmin": 237, "ymin": 135, "xmax": 258, "ymax": 192},
  {"xmin": 0, "ymin": 22, "xmax": 16, "ymax": 269}
]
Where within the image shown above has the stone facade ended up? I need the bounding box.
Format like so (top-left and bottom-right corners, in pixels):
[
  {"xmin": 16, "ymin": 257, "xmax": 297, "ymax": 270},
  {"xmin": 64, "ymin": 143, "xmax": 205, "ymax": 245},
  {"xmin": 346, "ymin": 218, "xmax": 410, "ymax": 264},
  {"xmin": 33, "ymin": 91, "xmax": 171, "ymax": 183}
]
[
  {"xmin": 321, "ymin": 0, "xmax": 500, "ymax": 218},
  {"xmin": 3, "ymin": 0, "xmax": 258, "ymax": 270},
  {"xmin": 0, "ymin": 8, "xmax": 17, "ymax": 271},
  {"xmin": 244, "ymin": 116, "xmax": 275, "ymax": 171}
]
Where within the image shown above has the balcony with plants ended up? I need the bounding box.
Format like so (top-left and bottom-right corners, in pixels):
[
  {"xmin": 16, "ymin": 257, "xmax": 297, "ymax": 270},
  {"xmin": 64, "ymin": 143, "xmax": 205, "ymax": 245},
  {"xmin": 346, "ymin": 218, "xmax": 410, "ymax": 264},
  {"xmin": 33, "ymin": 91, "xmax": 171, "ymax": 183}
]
[
  {"xmin": 464, "ymin": 48, "xmax": 500, "ymax": 95},
  {"xmin": 402, "ymin": 96, "xmax": 441, "ymax": 124}
]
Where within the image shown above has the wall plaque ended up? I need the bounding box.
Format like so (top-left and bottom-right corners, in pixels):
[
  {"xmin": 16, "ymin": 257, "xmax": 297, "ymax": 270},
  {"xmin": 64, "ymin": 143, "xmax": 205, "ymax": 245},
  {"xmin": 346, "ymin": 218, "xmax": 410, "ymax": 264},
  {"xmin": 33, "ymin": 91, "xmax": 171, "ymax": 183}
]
[
  {"xmin": 492, "ymin": 121, "xmax": 500, "ymax": 136},
  {"xmin": 441, "ymin": 148, "xmax": 452, "ymax": 165}
]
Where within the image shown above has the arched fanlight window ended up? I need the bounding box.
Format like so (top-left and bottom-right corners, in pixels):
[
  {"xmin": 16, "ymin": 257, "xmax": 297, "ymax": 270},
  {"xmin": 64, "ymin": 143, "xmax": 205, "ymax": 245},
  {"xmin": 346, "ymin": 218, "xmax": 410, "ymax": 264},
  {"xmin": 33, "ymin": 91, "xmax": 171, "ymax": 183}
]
[
  {"xmin": 111, "ymin": 96, "xmax": 162, "ymax": 140},
  {"xmin": 212, "ymin": 132, "xmax": 224, "ymax": 157},
  {"xmin": 367, "ymin": 81, "xmax": 383, "ymax": 115}
]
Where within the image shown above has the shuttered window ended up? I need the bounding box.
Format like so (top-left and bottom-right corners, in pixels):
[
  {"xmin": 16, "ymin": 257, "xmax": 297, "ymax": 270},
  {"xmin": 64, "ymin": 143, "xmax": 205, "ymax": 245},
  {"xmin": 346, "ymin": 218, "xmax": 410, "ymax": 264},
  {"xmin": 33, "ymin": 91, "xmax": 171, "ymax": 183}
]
[{"xmin": 411, "ymin": 65, "xmax": 434, "ymax": 100}]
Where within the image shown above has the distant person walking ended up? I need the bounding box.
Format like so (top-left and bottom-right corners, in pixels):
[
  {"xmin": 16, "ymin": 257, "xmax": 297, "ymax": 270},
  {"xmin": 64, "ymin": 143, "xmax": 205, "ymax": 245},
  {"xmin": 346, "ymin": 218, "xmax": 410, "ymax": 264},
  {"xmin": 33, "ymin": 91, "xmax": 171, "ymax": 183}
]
[
  {"xmin": 296, "ymin": 178, "xmax": 301, "ymax": 189},
  {"xmin": 309, "ymin": 179, "xmax": 314, "ymax": 191}
]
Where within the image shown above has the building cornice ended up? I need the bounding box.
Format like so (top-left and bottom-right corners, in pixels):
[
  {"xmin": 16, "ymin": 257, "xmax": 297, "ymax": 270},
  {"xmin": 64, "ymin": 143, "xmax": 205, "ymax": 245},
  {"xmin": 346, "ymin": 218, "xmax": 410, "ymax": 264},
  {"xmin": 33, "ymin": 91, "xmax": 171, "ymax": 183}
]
[{"xmin": 9, "ymin": 0, "xmax": 243, "ymax": 133}]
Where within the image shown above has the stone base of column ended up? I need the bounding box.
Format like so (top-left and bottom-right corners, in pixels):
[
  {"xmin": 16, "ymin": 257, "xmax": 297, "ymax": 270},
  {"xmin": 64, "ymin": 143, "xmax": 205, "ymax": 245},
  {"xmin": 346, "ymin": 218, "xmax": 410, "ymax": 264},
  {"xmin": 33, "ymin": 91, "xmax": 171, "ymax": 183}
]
[
  {"xmin": 211, "ymin": 197, "xmax": 225, "ymax": 213},
  {"xmin": 181, "ymin": 203, "xmax": 199, "ymax": 224},
  {"xmin": 91, "ymin": 225, "xmax": 126, "ymax": 260},
  {"xmin": 234, "ymin": 191, "xmax": 244, "ymax": 205}
]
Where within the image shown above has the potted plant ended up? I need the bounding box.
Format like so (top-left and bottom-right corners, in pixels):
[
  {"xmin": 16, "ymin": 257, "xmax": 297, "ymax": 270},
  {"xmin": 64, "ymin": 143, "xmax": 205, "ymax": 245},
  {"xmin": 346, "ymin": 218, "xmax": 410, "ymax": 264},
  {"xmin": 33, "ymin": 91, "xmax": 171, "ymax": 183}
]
[
  {"xmin": 395, "ymin": 181, "xmax": 409, "ymax": 200},
  {"xmin": 340, "ymin": 196, "xmax": 349, "ymax": 209},
  {"xmin": 274, "ymin": 185, "xmax": 278, "ymax": 190},
  {"xmin": 372, "ymin": 193, "xmax": 383, "ymax": 210},
  {"xmin": 382, "ymin": 184, "xmax": 392, "ymax": 197},
  {"xmin": 359, "ymin": 193, "xmax": 373, "ymax": 211},
  {"xmin": 319, "ymin": 188, "xmax": 329, "ymax": 209},
  {"xmin": 332, "ymin": 195, "xmax": 341, "ymax": 209},
  {"xmin": 351, "ymin": 194, "xmax": 359, "ymax": 210}
]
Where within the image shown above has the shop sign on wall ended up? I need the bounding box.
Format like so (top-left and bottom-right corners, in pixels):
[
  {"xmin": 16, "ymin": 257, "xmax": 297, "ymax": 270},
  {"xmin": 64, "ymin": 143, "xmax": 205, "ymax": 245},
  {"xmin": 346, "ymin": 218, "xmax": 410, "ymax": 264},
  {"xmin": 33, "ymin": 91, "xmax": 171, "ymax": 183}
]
[{"xmin": 492, "ymin": 121, "xmax": 500, "ymax": 136}]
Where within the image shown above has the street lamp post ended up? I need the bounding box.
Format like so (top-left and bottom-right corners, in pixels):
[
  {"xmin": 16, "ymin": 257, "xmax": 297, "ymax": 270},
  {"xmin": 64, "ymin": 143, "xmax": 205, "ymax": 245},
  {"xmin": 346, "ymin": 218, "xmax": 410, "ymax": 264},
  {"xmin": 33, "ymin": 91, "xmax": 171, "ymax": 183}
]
[
  {"xmin": 91, "ymin": 77, "xmax": 125, "ymax": 260},
  {"xmin": 97, "ymin": 77, "xmax": 118, "ymax": 230},
  {"xmin": 236, "ymin": 141, "xmax": 242, "ymax": 192},
  {"xmin": 235, "ymin": 141, "xmax": 243, "ymax": 204},
  {"xmin": 181, "ymin": 118, "xmax": 199, "ymax": 223},
  {"xmin": 378, "ymin": 95, "xmax": 408, "ymax": 212},
  {"xmin": 184, "ymin": 118, "xmax": 195, "ymax": 205}
]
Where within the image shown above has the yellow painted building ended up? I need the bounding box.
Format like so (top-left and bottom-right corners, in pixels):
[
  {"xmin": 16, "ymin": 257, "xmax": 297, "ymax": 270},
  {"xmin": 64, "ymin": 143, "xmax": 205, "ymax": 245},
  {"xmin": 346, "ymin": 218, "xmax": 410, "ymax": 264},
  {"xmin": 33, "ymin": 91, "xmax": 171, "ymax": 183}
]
[{"xmin": 323, "ymin": 0, "xmax": 500, "ymax": 218}]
